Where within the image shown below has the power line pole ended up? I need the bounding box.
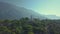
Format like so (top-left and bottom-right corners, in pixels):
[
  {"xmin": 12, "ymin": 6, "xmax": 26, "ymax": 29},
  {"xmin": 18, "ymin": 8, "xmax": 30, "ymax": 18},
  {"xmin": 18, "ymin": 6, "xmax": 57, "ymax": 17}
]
[{"xmin": 31, "ymin": 15, "xmax": 33, "ymax": 21}]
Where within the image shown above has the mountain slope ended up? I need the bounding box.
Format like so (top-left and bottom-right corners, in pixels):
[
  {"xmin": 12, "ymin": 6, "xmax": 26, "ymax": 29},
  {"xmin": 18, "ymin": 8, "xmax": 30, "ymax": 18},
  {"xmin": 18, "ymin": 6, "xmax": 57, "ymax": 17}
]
[{"xmin": 0, "ymin": 2, "xmax": 46, "ymax": 20}]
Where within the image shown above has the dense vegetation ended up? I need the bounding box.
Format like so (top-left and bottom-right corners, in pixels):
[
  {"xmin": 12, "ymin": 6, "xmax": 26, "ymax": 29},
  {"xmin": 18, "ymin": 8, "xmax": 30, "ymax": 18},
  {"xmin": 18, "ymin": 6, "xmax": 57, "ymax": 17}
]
[{"xmin": 0, "ymin": 17, "xmax": 60, "ymax": 34}]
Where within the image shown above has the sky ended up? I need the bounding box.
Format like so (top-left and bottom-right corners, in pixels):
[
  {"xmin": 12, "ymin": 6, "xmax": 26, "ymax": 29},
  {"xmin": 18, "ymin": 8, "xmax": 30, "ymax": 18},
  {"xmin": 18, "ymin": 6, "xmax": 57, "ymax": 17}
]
[{"xmin": 0, "ymin": 0, "xmax": 60, "ymax": 16}]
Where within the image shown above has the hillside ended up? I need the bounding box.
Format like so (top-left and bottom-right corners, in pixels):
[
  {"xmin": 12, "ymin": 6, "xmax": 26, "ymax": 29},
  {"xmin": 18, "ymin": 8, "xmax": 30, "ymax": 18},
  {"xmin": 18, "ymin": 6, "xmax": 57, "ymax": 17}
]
[{"xmin": 0, "ymin": 2, "xmax": 46, "ymax": 20}]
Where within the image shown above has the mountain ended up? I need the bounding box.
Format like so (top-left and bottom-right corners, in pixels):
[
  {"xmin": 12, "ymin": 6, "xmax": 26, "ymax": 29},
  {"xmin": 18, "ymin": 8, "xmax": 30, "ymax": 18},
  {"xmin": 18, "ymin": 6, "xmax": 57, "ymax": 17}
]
[{"xmin": 0, "ymin": 2, "xmax": 46, "ymax": 20}]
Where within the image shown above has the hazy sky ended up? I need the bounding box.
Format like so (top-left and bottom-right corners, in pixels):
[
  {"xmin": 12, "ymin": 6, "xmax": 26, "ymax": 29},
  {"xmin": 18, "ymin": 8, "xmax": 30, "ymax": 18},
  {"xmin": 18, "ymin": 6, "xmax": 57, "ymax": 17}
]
[{"xmin": 0, "ymin": 0, "xmax": 60, "ymax": 16}]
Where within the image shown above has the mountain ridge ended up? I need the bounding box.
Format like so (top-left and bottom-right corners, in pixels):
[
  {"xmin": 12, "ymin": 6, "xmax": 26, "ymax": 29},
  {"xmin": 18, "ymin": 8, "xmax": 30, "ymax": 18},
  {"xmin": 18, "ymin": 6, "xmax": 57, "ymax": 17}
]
[{"xmin": 0, "ymin": 2, "xmax": 46, "ymax": 20}]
